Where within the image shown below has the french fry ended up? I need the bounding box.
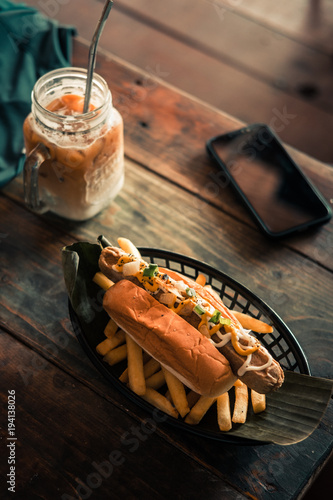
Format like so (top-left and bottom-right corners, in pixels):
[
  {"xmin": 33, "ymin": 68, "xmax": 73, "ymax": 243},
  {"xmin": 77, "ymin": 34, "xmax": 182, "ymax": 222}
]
[
  {"xmin": 142, "ymin": 388, "xmax": 178, "ymax": 418},
  {"xmin": 119, "ymin": 367, "xmax": 128, "ymax": 383},
  {"xmin": 104, "ymin": 319, "xmax": 119, "ymax": 339},
  {"xmin": 142, "ymin": 352, "xmax": 154, "ymax": 365},
  {"xmin": 185, "ymin": 396, "xmax": 217, "ymax": 425},
  {"xmin": 217, "ymin": 392, "xmax": 232, "ymax": 431},
  {"xmin": 126, "ymin": 334, "xmax": 146, "ymax": 396},
  {"xmin": 111, "ymin": 329, "xmax": 126, "ymax": 346},
  {"xmin": 96, "ymin": 338, "xmax": 113, "ymax": 356},
  {"xmin": 103, "ymin": 344, "xmax": 127, "ymax": 366},
  {"xmin": 232, "ymin": 380, "xmax": 248, "ymax": 424},
  {"xmin": 96, "ymin": 338, "xmax": 117, "ymax": 356},
  {"xmin": 164, "ymin": 389, "xmax": 171, "ymax": 402},
  {"xmin": 93, "ymin": 272, "xmax": 114, "ymax": 291},
  {"xmin": 119, "ymin": 356, "xmax": 160, "ymax": 384},
  {"xmin": 96, "ymin": 330, "xmax": 126, "ymax": 356},
  {"xmin": 143, "ymin": 358, "xmax": 161, "ymax": 379},
  {"xmin": 196, "ymin": 274, "xmax": 206, "ymax": 286},
  {"xmin": 186, "ymin": 390, "xmax": 201, "ymax": 409},
  {"xmin": 162, "ymin": 367, "xmax": 190, "ymax": 418},
  {"xmin": 145, "ymin": 370, "xmax": 166, "ymax": 390},
  {"xmin": 117, "ymin": 237, "xmax": 141, "ymax": 258},
  {"xmin": 232, "ymin": 311, "xmax": 273, "ymax": 334},
  {"xmin": 251, "ymin": 389, "xmax": 266, "ymax": 414}
]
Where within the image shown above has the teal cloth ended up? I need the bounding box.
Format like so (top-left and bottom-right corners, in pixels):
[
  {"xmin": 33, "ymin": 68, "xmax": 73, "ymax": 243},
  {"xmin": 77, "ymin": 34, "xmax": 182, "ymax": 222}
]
[{"xmin": 0, "ymin": 1, "xmax": 76, "ymax": 187}]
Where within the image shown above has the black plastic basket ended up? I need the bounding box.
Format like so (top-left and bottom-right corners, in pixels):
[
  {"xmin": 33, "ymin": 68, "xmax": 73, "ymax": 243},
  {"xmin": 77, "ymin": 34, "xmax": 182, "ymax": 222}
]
[{"xmin": 69, "ymin": 248, "xmax": 310, "ymax": 445}]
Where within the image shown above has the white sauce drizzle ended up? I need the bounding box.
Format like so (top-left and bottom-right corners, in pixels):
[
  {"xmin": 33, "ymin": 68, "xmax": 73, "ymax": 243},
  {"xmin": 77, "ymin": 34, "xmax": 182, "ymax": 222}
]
[
  {"xmin": 211, "ymin": 325, "xmax": 274, "ymax": 376},
  {"xmin": 116, "ymin": 254, "xmax": 274, "ymax": 376},
  {"xmin": 237, "ymin": 351, "xmax": 273, "ymax": 377},
  {"xmin": 237, "ymin": 354, "xmax": 253, "ymax": 377},
  {"xmin": 210, "ymin": 330, "xmax": 232, "ymax": 348}
]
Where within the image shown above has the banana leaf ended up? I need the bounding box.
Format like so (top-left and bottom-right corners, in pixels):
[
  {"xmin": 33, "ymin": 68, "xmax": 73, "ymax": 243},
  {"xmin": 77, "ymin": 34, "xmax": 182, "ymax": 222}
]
[{"xmin": 62, "ymin": 239, "xmax": 333, "ymax": 446}]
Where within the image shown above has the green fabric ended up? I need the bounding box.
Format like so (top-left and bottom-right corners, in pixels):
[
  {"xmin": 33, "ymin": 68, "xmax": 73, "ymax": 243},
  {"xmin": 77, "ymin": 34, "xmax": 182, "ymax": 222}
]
[{"xmin": 0, "ymin": 1, "xmax": 76, "ymax": 187}]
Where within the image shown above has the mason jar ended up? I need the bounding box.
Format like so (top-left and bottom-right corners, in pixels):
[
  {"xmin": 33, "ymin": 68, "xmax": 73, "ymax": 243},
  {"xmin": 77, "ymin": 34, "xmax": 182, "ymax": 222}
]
[{"xmin": 23, "ymin": 67, "xmax": 124, "ymax": 221}]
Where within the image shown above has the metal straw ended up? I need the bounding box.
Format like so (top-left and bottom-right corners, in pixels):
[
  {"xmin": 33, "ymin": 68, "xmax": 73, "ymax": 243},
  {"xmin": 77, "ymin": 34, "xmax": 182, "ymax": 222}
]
[{"xmin": 83, "ymin": 0, "xmax": 113, "ymax": 113}]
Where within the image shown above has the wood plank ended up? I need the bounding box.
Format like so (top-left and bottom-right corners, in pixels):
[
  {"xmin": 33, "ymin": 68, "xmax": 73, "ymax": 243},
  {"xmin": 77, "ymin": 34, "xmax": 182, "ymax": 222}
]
[
  {"xmin": 1, "ymin": 157, "xmax": 333, "ymax": 381},
  {"xmin": 173, "ymin": 411, "xmax": 333, "ymax": 500},
  {"xmin": 20, "ymin": 0, "xmax": 333, "ymax": 162},
  {"xmin": 302, "ymin": 452, "xmax": 333, "ymax": 500},
  {"xmin": 75, "ymin": 40, "xmax": 333, "ymax": 269},
  {"xmin": 99, "ymin": 8, "xmax": 333, "ymax": 163},
  {"xmin": 116, "ymin": 0, "xmax": 333, "ymax": 113},
  {"xmin": 0, "ymin": 331, "xmax": 246, "ymax": 500},
  {"xmin": 1, "ymin": 9, "xmax": 332, "ymax": 497},
  {"xmin": 3, "ymin": 37, "xmax": 333, "ymax": 270},
  {"xmin": 214, "ymin": 0, "xmax": 333, "ymax": 53},
  {"xmin": 0, "ymin": 193, "xmax": 332, "ymax": 500}
]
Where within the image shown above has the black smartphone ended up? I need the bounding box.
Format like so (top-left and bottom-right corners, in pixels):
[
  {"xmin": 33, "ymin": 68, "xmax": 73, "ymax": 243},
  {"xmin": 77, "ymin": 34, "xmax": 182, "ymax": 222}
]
[{"xmin": 206, "ymin": 124, "xmax": 332, "ymax": 238}]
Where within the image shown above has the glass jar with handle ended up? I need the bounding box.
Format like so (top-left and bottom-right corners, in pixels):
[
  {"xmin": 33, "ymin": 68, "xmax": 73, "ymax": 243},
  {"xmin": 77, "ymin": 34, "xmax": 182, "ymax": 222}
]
[{"xmin": 23, "ymin": 67, "xmax": 124, "ymax": 221}]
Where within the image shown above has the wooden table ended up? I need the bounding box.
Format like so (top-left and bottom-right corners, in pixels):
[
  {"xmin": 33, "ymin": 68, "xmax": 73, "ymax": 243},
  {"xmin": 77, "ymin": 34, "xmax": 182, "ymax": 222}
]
[{"xmin": 1, "ymin": 38, "xmax": 332, "ymax": 500}]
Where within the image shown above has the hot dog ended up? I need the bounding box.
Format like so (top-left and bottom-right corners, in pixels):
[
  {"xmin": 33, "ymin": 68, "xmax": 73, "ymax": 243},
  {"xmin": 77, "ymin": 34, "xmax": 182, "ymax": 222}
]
[
  {"xmin": 99, "ymin": 246, "xmax": 284, "ymax": 395},
  {"xmin": 104, "ymin": 279, "xmax": 238, "ymax": 397}
]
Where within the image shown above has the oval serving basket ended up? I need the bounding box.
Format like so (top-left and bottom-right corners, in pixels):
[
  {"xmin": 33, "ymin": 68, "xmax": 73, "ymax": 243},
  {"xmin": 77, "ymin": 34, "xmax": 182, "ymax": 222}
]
[{"xmin": 67, "ymin": 244, "xmax": 318, "ymax": 446}]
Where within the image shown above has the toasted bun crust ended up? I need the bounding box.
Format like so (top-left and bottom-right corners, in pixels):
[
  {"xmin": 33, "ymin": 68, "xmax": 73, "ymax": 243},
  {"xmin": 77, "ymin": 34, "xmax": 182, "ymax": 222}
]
[{"xmin": 103, "ymin": 280, "xmax": 237, "ymax": 397}]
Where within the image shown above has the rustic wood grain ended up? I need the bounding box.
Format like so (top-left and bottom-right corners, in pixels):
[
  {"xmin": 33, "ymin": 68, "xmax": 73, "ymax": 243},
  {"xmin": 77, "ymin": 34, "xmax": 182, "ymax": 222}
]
[
  {"xmin": 0, "ymin": 191, "xmax": 332, "ymax": 500},
  {"xmin": 214, "ymin": 0, "xmax": 333, "ymax": 52},
  {"xmin": 72, "ymin": 40, "xmax": 333, "ymax": 271},
  {"xmin": 19, "ymin": 0, "xmax": 333, "ymax": 162},
  {"xmin": 1, "ymin": 18, "xmax": 332, "ymax": 499},
  {"xmin": 99, "ymin": 7, "xmax": 333, "ymax": 163},
  {"xmin": 0, "ymin": 331, "xmax": 248, "ymax": 500},
  {"xmin": 115, "ymin": 0, "xmax": 333, "ymax": 113}
]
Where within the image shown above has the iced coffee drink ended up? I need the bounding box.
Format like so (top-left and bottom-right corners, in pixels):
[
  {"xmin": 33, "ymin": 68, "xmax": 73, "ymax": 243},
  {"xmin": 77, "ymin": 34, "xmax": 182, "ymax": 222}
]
[{"xmin": 23, "ymin": 68, "xmax": 124, "ymax": 221}]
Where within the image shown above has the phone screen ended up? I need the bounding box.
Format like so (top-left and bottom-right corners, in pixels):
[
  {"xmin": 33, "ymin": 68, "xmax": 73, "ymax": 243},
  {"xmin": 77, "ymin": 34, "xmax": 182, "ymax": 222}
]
[{"xmin": 207, "ymin": 125, "xmax": 331, "ymax": 236}]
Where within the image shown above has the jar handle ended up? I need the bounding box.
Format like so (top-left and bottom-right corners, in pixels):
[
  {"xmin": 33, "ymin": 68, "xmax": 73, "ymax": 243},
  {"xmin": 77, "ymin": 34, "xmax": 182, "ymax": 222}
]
[{"xmin": 23, "ymin": 143, "xmax": 50, "ymax": 212}]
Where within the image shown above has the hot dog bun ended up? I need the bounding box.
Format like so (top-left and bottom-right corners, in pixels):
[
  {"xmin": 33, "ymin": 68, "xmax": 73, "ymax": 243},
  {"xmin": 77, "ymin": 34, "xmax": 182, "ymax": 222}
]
[
  {"xmin": 99, "ymin": 246, "xmax": 284, "ymax": 394},
  {"xmin": 103, "ymin": 280, "xmax": 238, "ymax": 397}
]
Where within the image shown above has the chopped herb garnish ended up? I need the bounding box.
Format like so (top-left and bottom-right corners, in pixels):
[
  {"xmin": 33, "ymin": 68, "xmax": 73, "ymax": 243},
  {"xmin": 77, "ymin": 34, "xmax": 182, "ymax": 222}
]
[
  {"xmin": 219, "ymin": 317, "xmax": 231, "ymax": 326},
  {"xmin": 186, "ymin": 287, "xmax": 196, "ymax": 297},
  {"xmin": 194, "ymin": 304, "xmax": 205, "ymax": 315},
  {"xmin": 210, "ymin": 310, "xmax": 221, "ymax": 324},
  {"xmin": 210, "ymin": 310, "xmax": 231, "ymax": 326},
  {"xmin": 142, "ymin": 263, "xmax": 159, "ymax": 277}
]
